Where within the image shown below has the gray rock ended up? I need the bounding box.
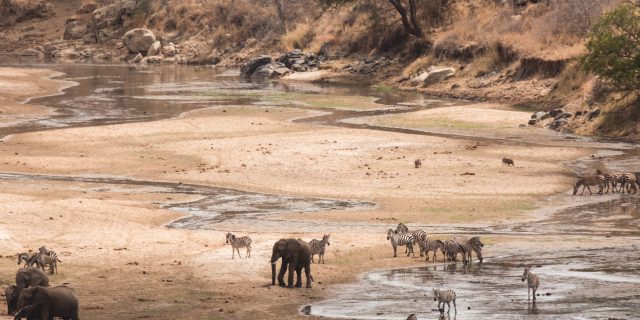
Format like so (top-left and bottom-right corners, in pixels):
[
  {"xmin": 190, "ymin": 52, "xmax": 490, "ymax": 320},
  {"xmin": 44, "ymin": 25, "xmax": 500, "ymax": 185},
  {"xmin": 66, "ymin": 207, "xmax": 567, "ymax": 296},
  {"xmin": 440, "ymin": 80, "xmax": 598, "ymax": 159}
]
[
  {"xmin": 141, "ymin": 56, "xmax": 163, "ymax": 64},
  {"xmin": 412, "ymin": 66, "xmax": 455, "ymax": 85},
  {"xmin": 240, "ymin": 55, "xmax": 272, "ymax": 78},
  {"xmin": 548, "ymin": 109, "xmax": 563, "ymax": 117},
  {"xmin": 20, "ymin": 49, "xmax": 45, "ymax": 59},
  {"xmin": 122, "ymin": 28, "xmax": 157, "ymax": 54},
  {"xmin": 554, "ymin": 112, "xmax": 573, "ymax": 120},
  {"xmin": 93, "ymin": 0, "xmax": 136, "ymax": 30},
  {"xmin": 549, "ymin": 118, "xmax": 568, "ymax": 129},
  {"xmin": 528, "ymin": 119, "xmax": 538, "ymax": 125},
  {"xmin": 162, "ymin": 42, "xmax": 177, "ymax": 57},
  {"xmin": 533, "ymin": 111, "xmax": 547, "ymax": 120},
  {"xmin": 63, "ymin": 20, "xmax": 87, "ymax": 40},
  {"xmin": 147, "ymin": 41, "xmax": 162, "ymax": 56},
  {"xmin": 130, "ymin": 53, "xmax": 143, "ymax": 63},
  {"xmin": 588, "ymin": 109, "xmax": 601, "ymax": 120}
]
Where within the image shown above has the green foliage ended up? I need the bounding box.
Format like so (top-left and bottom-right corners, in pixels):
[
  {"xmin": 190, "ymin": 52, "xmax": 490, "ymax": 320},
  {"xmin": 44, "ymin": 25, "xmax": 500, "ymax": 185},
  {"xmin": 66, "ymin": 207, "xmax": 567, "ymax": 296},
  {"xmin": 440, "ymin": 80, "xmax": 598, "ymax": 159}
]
[{"xmin": 582, "ymin": 2, "xmax": 640, "ymax": 94}]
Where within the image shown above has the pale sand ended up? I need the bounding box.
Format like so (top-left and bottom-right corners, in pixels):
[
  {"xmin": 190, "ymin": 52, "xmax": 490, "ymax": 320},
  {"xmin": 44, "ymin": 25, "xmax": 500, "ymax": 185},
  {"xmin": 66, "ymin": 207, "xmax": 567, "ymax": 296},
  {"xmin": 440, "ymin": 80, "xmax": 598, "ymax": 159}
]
[{"xmin": 0, "ymin": 69, "xmax": 591, "ymax": 319}]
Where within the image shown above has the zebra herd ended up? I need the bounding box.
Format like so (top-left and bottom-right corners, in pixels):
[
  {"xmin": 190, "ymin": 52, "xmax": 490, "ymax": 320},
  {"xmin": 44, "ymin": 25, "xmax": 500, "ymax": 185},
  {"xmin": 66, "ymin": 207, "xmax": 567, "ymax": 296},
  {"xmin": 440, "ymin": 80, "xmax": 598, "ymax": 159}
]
[
  {"xmin": 388, "ymin": 223, "xmax": 484, "ymax": 264},
  {"xmin": 224, "ymin": 232, "xmax": 331, "ymax": 263},
  {"xmin": 573, "ymin": 170, "xmax": 639, "ymax": 195},
  {"xmin": 16, "ymin": 246, "xmax": 61, "ymax": 275}
]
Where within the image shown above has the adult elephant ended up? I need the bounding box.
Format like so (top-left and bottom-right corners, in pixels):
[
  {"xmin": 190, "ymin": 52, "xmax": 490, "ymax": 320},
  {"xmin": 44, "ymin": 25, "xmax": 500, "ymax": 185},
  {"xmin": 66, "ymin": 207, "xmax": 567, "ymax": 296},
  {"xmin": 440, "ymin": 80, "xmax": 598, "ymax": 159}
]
[
  {"xmin": 270, "ymin": 238, "xmax": 312, "ymax": 288},
  {"xmin": 14, "ymin": 286, "xmax": 79, "ymax": 320},
  {"xmin": 14, "ymin": 267, "xmax": 49, "ymax": 309}
]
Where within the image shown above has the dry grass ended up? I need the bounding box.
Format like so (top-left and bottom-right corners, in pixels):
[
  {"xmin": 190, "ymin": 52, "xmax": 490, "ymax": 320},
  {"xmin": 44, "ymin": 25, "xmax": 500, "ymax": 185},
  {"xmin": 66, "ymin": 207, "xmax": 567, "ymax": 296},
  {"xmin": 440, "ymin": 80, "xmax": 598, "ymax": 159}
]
[{"xmin": 281, "ymin": 22, "xmax": 314, "ymax": 51}]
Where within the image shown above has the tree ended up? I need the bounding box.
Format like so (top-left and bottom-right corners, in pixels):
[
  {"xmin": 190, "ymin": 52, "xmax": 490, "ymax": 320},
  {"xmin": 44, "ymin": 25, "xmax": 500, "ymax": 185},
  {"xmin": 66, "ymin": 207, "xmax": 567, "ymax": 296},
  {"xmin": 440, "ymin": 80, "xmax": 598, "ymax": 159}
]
[
  {"xmin": 319, "ymin": 0, "xmax": 423, "ymax": 37},
  {"xmin": 582, "ymin": 2, "xmax": 640, "ymax": 95}
]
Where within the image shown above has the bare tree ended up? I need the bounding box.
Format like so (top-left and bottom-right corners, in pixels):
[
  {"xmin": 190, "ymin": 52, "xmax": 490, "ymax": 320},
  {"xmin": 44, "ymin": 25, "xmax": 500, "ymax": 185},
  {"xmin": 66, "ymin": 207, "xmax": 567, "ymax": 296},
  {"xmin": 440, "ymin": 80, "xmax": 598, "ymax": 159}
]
[{"xmin": 272, "ymin": 0, "xmax": 287, "ymax": 33}]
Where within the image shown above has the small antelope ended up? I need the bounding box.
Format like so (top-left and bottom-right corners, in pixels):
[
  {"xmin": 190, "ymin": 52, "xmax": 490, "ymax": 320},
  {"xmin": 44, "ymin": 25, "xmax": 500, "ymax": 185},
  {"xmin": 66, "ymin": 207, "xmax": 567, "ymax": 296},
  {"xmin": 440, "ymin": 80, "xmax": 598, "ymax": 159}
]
[
  {"xmin": 522, "ymin": 266, "xmax": 540, "ymax": 301},
  {"xmin": 502, "ymin": 158, "xmax": 514, "ymax": 166},
  {"xmin": 414, "ymin": 159, "xmax": 422, "ymax": 168}
]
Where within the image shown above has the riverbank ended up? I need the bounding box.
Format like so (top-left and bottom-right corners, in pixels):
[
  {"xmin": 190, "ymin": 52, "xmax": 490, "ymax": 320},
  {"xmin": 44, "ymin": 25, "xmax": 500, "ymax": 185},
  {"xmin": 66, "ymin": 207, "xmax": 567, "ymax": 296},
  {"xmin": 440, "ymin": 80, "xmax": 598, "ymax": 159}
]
[{"xmin": 0, "ymin": 65, "xmax": 627, "ymax": 320}]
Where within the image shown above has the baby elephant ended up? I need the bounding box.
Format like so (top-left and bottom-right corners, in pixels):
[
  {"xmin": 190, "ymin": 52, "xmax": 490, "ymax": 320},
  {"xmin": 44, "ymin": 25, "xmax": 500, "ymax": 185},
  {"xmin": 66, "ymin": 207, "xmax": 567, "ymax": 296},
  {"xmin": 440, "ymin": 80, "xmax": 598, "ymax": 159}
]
[
  {"xmin": 5, "ymin": 285, "xmax": 16, "ymax": 315},
  {"xmin": 502, "ymin": 158, "xmax": 514, "ymax": 166},
  {"xmin": 414, "ymin": 159, "xmax": 422, "ymax": 168},
  {"xmin": 14, "ymin": 286, "xmax": 79, "ymax": 320}
]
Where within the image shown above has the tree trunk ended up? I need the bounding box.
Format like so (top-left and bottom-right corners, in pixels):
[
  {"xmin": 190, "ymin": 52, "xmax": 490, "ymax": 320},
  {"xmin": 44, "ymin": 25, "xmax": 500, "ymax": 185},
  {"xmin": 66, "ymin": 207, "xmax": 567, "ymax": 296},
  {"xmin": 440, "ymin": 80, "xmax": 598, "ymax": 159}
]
[
  {"xmin": 272, "ymin": 0, "xmax": 287, "ymax": 33},
  {"xmin": 388, "ymin": 0, "xmax": 423, "ymax": 37}
]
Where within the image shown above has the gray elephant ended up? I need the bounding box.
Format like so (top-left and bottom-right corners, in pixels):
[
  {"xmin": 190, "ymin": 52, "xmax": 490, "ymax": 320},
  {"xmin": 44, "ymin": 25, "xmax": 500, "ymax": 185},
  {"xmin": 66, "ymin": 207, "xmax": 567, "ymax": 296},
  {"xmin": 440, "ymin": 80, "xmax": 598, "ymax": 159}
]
[
  {"xmin": 14, "ymin": 286, "xmax": 79, "ymax": 320},
  {"xmin": 14, "ymin": 267, "xmax": 49, "ymax": 309},
  {"xmin": 270, "ymin": 238, "xmax": 313, "ymax": 288},
  {"xmin": 6, "ymin": 285, "xmax": 16, "ymax": 315}
]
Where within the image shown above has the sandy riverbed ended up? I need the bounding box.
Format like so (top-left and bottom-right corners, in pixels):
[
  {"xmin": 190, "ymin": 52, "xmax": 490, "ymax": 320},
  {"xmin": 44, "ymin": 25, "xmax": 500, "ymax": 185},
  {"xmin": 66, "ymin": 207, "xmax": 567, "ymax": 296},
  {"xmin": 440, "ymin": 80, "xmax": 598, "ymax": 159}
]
[{"xmin": 0, "ymin": 67, "xmax": 602, "ymax": 319}]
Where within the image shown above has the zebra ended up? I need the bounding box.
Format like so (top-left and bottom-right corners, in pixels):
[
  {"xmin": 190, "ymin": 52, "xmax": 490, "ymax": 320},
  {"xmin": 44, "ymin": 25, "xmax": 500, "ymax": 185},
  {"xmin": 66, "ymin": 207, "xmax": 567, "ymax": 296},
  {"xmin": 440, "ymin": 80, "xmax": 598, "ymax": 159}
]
[
  {"xmin": 395, "ymin": 223, "xmax": 409, "ymax": 234},
  {"xmin": 601, "ymin": 171, "xmax": 623, "ymax": 193},
  {"xmin": 620, "ymin": 172, "xmax": 638, "ymax": 194},
  {"xmin": 451, "ymin": 236, "xmax": 484, "ymax": 263},
  {"xmin": 502, "ymin": 158, "xmax": 514, "ymax": 166},
  {"xmin": 419, "ymin": 238, "xmax": 445, "ymax": 262},
  {"xmin": 395, "ymin": 224, "xmax": 428, "ymax": 256},
  {"xmin": 309, "ymin": 234, "xmax": 330, "ymax": 264},
  {"xmin": 433, "ymin": 288, "xmax": 457, "ymax": 314},
  {"xmin": 386, "ymin": 229, "xmax": 414, "ymax": 257},
  {"xmin": 441, "ymin": 239, "xmax": 465, "ymax": 262},
  {"xmin": 37, "ymin": 246, "xmax": 61, "ymax": 274},
  {"xmin": 17, "ymin": 252, "xmax": 38, "ymax": 268},
  {"xmin": 522, "ymin": 266, "xmax": 540, "ymax": 301},
  {"xmin": 225, "ymin": 233, "xmax": 252, "ymax": 259},
  {"xmin": 573, "ymin": 175, "xmax": 605, "ymax": 195}
]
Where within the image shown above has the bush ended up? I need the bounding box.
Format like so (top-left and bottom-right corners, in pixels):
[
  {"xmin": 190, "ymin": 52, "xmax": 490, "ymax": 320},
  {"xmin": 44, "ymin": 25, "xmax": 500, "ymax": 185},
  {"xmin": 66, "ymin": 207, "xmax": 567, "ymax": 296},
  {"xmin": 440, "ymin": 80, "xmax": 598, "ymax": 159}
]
[{"xmin": 582, "ymin": 2, "xmax": 640, "ymax": 94}]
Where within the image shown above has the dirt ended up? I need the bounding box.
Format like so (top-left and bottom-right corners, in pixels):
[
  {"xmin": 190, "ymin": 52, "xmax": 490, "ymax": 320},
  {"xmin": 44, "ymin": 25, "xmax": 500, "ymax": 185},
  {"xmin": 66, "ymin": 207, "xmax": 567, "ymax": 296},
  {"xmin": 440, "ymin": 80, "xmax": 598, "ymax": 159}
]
[{"xmin": 0, "ymin": 64, "xmax": 637, "ymax": 320}]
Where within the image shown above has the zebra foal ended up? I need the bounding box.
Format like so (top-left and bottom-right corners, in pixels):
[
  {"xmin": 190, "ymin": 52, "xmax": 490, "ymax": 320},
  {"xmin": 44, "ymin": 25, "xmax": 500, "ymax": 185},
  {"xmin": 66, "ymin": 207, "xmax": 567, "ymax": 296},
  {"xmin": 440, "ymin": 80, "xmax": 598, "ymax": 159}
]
[
  {"xmin": 433, "ymin": 288, "xmax": 457, "ymax": 314},
  {"xmin": 522, "ymin": 266, "xmax": 540, "ymax": 301},
  {"xmin": 419, "ymin": 238, "xmax": 444, "ymax": 262},
  {"xmin": 17, "ymin": 252, "xmax": 38, "ymax": 268},
  {"xmin": 573, "ymin": 175, "xmax": 605, "ymax": 195},
  {"xmin": 386, "ymin": 229, "xmax": 414, "ymax": 257},
  {"xmin": 309, "ymin": 234, "xmax": 330, "ymax": 264},
  {"xmin": 225, "ymin": 233, "xmax": 252, "ymax": 259}
]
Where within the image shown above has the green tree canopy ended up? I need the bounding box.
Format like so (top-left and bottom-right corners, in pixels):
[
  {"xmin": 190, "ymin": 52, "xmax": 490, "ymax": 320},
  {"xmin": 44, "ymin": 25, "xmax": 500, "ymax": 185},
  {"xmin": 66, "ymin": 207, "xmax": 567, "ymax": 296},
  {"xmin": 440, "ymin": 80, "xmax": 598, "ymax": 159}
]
[{"xmin": 582, "ymin": 2, "xmax": 640, "ymax": 94}]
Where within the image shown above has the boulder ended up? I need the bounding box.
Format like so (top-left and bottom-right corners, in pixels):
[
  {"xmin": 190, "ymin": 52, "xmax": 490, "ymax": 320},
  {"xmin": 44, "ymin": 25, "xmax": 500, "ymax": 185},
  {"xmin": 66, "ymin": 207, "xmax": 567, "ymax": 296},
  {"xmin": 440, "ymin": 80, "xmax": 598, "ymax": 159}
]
[
  {"xmin": 147, "ymin": 41, "xmax": 162, "ymax": 56},
  {"xmin": 141, "ymin": 56, "xmax": 163, "ymax": 64},
  {"xmin": 554, "ymin": 112, "xmax": 572, "ymax": 121},
  {"xmin": 130, "ymin": 53, "xmax": 143, "ymax": 63},
  {"xmin": 532, "ymin": 111, "xmax": 549, "ymax": 120},
  {"xmin": 240, "ymin": 55, "xmax": 272, "ymax": 78},
  {"xmin": 549, "ymin": 118, "xmax": 567, "ymax": 130},
  {"xmin": 76, "ymin": 3, "xmax": 97, "ymax": 15},
  {"xmin": 412, "ymin": 66, "xmax": 456, "ymax": 86},
  {"xmin": 55, "ymin": 48, "xmax": 80, "ymax": 60},
  {"xmin": 528, "ymin": 119, "xmax": 538, "ymax": 125},
  {"xmin": 93, "ymin": 0, "xmax": 136, "ymax": 30},
  {"xmin": 548, "ymin": 109, "xmax": 563, "ymax": 117},
  {"xmin": 20, "ymin": 48, "xmax": 45, "ymax": 59},
  {"xmin": 122, "ymin": 28, "xmax": 157, "ymax": 54},
  {"xmin": 63, "ymin": 20, "xmax": 87, "ymax": 40},
  {"xmin": 0, "ymin": 0, "xmax": 54, "ymax": 26},
  {"xmin": 162, "ymin": 42, "xmax": 177, "ymax": 57},
  {"xmin": 588, "ymin": 109, "xmax": 601, "ymax": 121}
]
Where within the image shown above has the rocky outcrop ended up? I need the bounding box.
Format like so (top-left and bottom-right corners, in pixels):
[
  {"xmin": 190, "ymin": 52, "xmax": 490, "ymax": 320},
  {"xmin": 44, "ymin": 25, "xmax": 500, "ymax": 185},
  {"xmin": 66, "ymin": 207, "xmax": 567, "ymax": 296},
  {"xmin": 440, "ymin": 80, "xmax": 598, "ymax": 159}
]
[
  {"xmin": 92, "ymin": 0, "xmax": 135, "ymax": 30},
  {"xmin": 0, "ymin": 0, "xmax": 55, "ymax": 26},
  {"xmin": 122, "ymin": 28, "xmax": 156, "ymax": 55},
  {"xmin": 63, "ymin": 20, "xmax": 86, "ymax": 40},
  {"xmin": 276, "ymin": 50, "xmax": 318, "ymax": 72},
  {"xmin": 240, "ymin": 55, "xmax": 272, "ymax": 78}
]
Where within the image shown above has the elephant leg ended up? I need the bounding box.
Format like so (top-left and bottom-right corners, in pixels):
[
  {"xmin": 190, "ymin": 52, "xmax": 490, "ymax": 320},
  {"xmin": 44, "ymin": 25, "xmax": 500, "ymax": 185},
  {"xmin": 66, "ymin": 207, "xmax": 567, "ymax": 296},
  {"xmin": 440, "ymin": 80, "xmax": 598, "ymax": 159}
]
[
  {"xmin": 311, "ymin": 254, "xmax": 315, "ymax": 263},
  {"xmin": 295, "ymin": 267, "xmax": 302, "ymax": 288},
  {"xmin": 287, "ymin": 262, "xmax": 295, "ymax": 288},
  {"xmin": 277, "ymin": 261, "xmax": 287, "ymax": 287},
  {"xmin": 305, "ymin": 263, "xmax": 312, "ymax": 288}
]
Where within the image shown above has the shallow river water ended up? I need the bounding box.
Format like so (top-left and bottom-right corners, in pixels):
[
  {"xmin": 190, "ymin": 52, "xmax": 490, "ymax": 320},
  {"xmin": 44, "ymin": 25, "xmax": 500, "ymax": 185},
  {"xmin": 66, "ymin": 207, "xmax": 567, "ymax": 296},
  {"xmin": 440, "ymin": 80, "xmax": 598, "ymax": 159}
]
[{"xmin": 1, "ymin": 62, "xmax": 639, "ymax": 319}]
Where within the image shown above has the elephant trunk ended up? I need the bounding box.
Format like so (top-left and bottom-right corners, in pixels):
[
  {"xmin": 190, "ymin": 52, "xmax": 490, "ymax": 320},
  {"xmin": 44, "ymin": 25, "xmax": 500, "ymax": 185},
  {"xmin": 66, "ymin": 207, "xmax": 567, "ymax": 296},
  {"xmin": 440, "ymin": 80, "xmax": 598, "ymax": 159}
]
[{"xmin": 271, "ymin": 262, "xmax": 277, "ymax": 285}]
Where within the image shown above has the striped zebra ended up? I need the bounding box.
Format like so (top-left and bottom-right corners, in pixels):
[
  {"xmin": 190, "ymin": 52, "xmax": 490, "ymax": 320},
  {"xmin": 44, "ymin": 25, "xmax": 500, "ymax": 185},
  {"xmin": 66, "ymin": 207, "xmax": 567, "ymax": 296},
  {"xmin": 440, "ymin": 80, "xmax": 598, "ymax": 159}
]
[
  {"xmin": 17, "ymin": 252, "xmax": 38, "ymax": 268},
  {"xmin": 386, "ymin": 229, "xmax": 414, "ymax": 257},
  {"xmin": 418, "ymin": 238, "xmax": 445, "ymax": 262},
  {"xmin": 395, "ymin": 224, "xmax": 428, "ymax": 256},
  {"xmin": 225, "ymin": 233, "xmax": 252, "ymax": 259},
  {"xmin": 620, "ymin": 172, "xmax": 638, "ymax": 194},
  {"xmin": 603, "ymin": 171, "xmax": 623, "ymax": 193},
  {"xmin": 37, "ymin": 246, "xmax": 61, "ymax": 274},
  {"xmin": 573, "ymin": 175, "xmax": 605, "ymax": 195},
  {"xmin": 452, "ymin": 236, "xmax": 484, "ymax": 264},
  {"xmin": 522, "ymin": 266, "xmax": 540, "ymax": 301},
  {"xmin": 440, "ymin": 239, "xmax": 462, "ymax": 262},
  {"xmin": 433, "ymin": 288, "xmax": 457, "ymax": 314},
  {"xmin": 309, "ymin": 234, "xmax": 330, "ymax": 264}
]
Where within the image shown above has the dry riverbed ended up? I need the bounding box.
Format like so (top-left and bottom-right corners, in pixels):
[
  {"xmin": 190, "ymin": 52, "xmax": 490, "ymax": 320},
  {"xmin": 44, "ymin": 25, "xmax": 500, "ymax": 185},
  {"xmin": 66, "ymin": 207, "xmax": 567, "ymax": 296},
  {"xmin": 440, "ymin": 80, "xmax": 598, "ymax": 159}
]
[{"xmin": 0, "ymin": 66, "xmax": 627, "ymax": 320}]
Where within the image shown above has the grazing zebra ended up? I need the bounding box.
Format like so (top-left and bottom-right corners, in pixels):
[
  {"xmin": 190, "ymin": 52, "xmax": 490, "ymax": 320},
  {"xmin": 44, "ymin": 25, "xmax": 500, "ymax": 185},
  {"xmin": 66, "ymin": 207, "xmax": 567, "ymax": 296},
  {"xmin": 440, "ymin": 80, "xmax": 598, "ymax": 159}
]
[
  {"xmin": 441, "ymin": 239, "xmax": 465, "ymax": 262},
  {"xmin": 620, "ymin": 172, "xmax": 638, "ymax": 194},
  {"xmin": 309, "ymin": 234, "xmax": 330, "ymax": 264},
  {"xmin": 522, "ymin": 266, "xmax": 540, "ymax": 301},
  {"xmin": 451, "ymin": 236, "xmax": 484, "ymax": 263},
  {"xmin": 573, "ymin": 175, "xmax": 605, "ymax": 195},
  {"xmin": 17, "ymin": 252, "xmax": 38, "ymax": 268},
  {"xmin": 386, "ymin": 229, "xmax": 414, "ymax": 257},
  {"xmin": 502, "ymin": 158, "xmax": 514, "ymax": 166},
  {"xmin": 419, "ymin": 238, "xmax": 445, "ymax": 262},
  {"xmin": 433, "ymin": 288, "xmax": 457, "ymax": 314},
  {"xmin": 225, "ymin": 233, "xmax": 252, "ymax": 259},
  {"xmin": 37, "ymin": 246, "xmax": 61, "ymax": 274},
  {"xmin": 601, "ymin": 171, "xmax": 623, "ymax": 193},
  {"xmin": 414, "ymin": 159, "xmax": 422, "ymax": 168}
]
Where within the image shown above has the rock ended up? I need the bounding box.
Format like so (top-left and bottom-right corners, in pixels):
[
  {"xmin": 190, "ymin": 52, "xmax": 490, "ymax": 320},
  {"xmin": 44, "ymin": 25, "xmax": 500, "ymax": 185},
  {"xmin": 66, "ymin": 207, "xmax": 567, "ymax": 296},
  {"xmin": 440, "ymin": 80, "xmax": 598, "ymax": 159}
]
[
  {"xmin": 528, "ymin": 119, "xmax": 538, "ymax": 125},
  {"xmin": 122, "ymin": 28, "xmax": 157, "ymax": 55},
  {"xmin": 412, "ymin": 66, "xmax": 456, "ymax": 86},
  {"xmin": 130, "ymin": 53, "xmax": 143, "ymax": 63},
  {"xmin": 588, "ymin": 109, "xmax": 601, "ymax": 120},
  {"xmin": 56, "ymin": 48, "xmax": 80, "ymax": 60},
  {"xmin": 93, "ymin": 0, "xmax": 136, "ymax": 30},
  {"xmin": 63, "ymin": 20, "xmax": 87, "ymax": 40},
  {"xmin": 548, "ymin": 109, "xmax": 563, "ymax": 117},
  {"xmin": 0, "ymin": 0, "xmax": 54, "ymax": 26},
  {"xmin": 272, "ymin": 67, "xmax": 290, "ymax": 77},
  {"xmin": 76, "ymin": 3, "xmax": 97, "ymax": 15},
  {"xmin": 549, "ymin": 118, "xmax": 567, "ymax": 129},
  {"xmin": 141, "ymin": 56, "xmax": 162, "ymax": 64},
  {"xmin": 533, "ymin": 111, "xmax": 548, "ymax": 120},
  {"xmin": 554, "ymin": 112, "xmax": 573, "ymax": 120},
  {"xmin": 20, "ymin": 49, "xmax": 45, "ymax": 59},
  {"xmin": 147, "ymin": 41, "xmax": 162, "ymax": 56},
  {"xmin": 240, "ymin": 55, "xmax": 272, "ymax": 78},
  {"xmin": 162, "ymin": 42, "xmax": 177, "ymax": 57}
]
